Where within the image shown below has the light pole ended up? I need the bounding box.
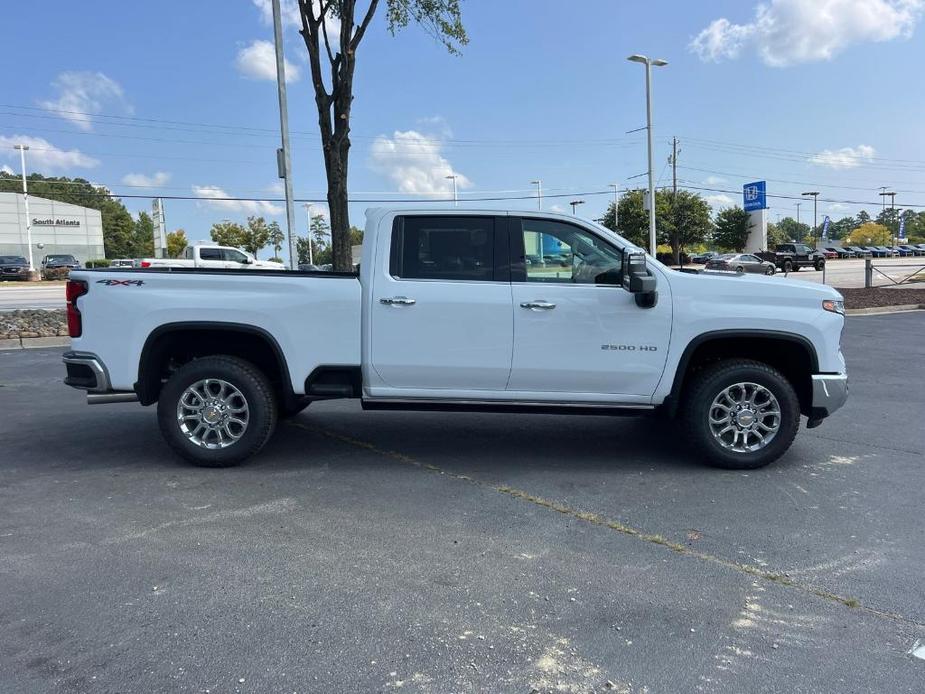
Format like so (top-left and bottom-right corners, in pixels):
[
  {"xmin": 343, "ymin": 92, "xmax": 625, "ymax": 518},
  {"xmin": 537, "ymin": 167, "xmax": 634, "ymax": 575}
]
[
  {"xmin": 627, "ymin": 54, "xmax": 668, "ymax": 255},
  {"xmin": 445, "ymin": 175, "xmax": 458, "ymax": 206},
  {"xmin": 530, "ymin": 179, "xmax": 542, "ymax": 210},
  {"xmin": 302, "ymin": 203, "xmax": 314, "ymax": 266},
  {"xmin": 795, "ymin": 202, "xmax": 802, "ymax": 242},
  {"xmin": 570, "ymin": 199, "xmax": 585, "ymax": 216},
  {"xmin": 802, "ymin": 191, "xmax": 819, "ymax": 246},
  {"xmin": 608, "ymin": 183, "xmax": 619, "ymax": 229},
  {"xmin": 271, "ymin": 0, "xmax": 297, "ymax": 270},
  {"xmin": 14, "ymin": 144, "xmax": 34, "ymax": 273}
]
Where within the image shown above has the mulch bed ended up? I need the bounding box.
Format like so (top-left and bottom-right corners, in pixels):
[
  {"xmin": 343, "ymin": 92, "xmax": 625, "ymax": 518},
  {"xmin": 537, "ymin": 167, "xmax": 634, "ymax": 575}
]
[{"xmin": 838, "ymin": 286, "xmax": 925, "ymax": 309}]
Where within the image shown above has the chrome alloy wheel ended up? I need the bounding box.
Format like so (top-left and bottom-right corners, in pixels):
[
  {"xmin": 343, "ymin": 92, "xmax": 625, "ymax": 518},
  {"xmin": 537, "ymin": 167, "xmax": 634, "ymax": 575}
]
[
  {"xmin": 176, "ymin": 378, "xmax": 249, "ymax": 449},
  {"xmin": 708, "ymin": 382, "xmax": 781, "ymax": 453}
]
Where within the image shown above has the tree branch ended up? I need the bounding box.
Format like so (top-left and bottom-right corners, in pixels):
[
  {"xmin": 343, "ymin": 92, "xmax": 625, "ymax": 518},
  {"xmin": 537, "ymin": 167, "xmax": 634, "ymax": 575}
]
[{"xmin": 351, "ymin": 0, "xmax": 380, "ymax": 51}]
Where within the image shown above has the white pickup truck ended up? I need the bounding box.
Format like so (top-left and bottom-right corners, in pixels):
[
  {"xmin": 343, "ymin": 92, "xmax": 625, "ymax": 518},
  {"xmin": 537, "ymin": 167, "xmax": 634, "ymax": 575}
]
[
  {"xmin": 139, "ymin": 244, "xmax": 285, "ymax": 270},
  {"xmin": 62, "ymin": 208, "xmax": 848, "ymax": 470}
]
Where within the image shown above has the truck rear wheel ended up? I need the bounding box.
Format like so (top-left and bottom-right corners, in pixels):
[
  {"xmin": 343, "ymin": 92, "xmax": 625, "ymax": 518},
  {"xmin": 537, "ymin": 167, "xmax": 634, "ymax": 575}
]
[
  {"xmin": 157, "ymin": 355, "xmax": 277, "ymax": 467},
  {"xmin": 682, "ymin": 359, "xmax": 800, "ymax": 470},
  {"xmin": 782, "ymin": 259, "xmax": 793, "ymax": 273}
]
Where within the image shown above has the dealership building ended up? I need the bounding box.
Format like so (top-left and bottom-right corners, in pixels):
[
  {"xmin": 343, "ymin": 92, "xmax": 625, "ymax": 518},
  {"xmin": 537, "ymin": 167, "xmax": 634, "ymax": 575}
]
[{"xmin": 0, "ymin": 192, "xmax": 104, "ymax": 265}]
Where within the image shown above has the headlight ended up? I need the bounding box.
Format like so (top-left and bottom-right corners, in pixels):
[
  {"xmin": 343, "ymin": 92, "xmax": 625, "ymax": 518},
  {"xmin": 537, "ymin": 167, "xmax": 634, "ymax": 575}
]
[{"xmin": 823, "ymin": 299, "xmax": 845, "ymax": 315}]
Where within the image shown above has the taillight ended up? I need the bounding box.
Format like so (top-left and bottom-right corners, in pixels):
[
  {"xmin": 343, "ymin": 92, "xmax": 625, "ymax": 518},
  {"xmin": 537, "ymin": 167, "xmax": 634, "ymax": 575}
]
[
  {"xmin": 140, "ymin": 261, "xmax": 151, "ymax": 268},
  {"xmin": 66, "ymin": 279, "xmax": 88, "ymax": 337}
]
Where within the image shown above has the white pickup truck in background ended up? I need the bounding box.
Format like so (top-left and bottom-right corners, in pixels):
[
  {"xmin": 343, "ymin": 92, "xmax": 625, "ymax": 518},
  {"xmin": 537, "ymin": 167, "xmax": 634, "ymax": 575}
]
[
  {"xmin": 139, "ymin": 244, "xmax": 285, "ymax": 270},
  {"xmin": 62, "ymin": 208, "xmax": 848, "ymax": 470}
]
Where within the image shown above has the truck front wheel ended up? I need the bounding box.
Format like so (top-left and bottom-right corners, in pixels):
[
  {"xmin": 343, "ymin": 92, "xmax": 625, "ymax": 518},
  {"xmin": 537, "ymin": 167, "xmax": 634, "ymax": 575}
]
[
  {"xmin": 682, "ymin": 359, "xmax": 800, "ymax": 469},
  {"xmin": 157, "ymin": 355, "xmax": 277, "ymax": 467}
]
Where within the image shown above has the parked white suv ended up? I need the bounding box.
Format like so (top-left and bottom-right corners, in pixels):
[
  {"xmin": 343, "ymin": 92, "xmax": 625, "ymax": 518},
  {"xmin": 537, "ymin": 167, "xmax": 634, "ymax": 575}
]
[{"xmin": 62, "ymin": 208, "xmax": 847, "ymax": 470}]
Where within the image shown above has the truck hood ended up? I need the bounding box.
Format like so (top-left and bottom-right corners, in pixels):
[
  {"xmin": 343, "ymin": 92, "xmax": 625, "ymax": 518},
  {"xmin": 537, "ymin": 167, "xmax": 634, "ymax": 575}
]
[{"xmin": 667, "ymin": 268, "xmax": 843, "ymax": 302}]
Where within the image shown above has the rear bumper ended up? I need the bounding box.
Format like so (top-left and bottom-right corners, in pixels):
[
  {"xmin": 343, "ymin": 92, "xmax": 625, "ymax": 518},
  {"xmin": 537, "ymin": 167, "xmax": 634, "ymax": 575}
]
[
  {"xmin": 63, "ymin": 351, "xmax": 111, "ymax": 392},
  {"xmin": 811, "ymin": 373, "xmax": 848, "ymax": 418}
]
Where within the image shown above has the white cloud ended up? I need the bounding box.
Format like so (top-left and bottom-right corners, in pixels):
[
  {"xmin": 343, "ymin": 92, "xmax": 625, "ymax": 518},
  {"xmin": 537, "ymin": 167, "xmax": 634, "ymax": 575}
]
[
  {"xmin": 121, "ymin": 171, "xmax": 171, "ymax": 187},
  {"xmin": 39, "ymin": 71, "xmax": 131, "ymax": 131},
  {"xmin": 235, "ymin": 40, "xmax": 301, "ymax": 82},
  {"xmin": 192, "ymin": 184, "xmax": 283, "ymax": 216},
  {"xmin": 703, "ymin": 175, "xmax": 727, "ymax": 185},
  {"xmin": 549, "ymin": 204, "xmax": 566, "ymax": 214},
  {"xmin": 808, "ymin": 144, "xmax": 875, "ymax": 169},
  {"xmin": 368, "ymin": 129, "xmax": 471, "ymax": 196},
  {"xmin": 690, "ymin": 0, "xmax": 924, "ymax": 67},
  {"xmin": 0, "ymin": 135, "xmax": 99, "ymax": 171},
  {"xmin": 706, "ymin": 193, "xmax": 736, "ymax": 210},
  {"xmin": 1, "ymin": 164, "xmax": 12, "ymax": 175},
  {"xmin": 250, "ymin": 0, "xmax": 342, "ymax": 43}
]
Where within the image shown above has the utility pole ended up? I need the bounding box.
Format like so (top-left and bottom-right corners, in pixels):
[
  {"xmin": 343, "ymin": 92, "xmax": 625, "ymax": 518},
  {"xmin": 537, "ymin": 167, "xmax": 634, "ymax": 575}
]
[
  {"xmin": 13, "ymin": 145, "xmax": 34, "ymax": 273},
  {"xmin": 669, "ymin": 137, "xmax": 680, "ymax": 263},
  {"xmin": 608, "ymin": 183, "xmax": 619, "ymax": 229},
  {"xmin": 801, "ymin": 191, "xmax": 819, "ymax": 246},
  {"xmin": 570, "ymin": 199, "xmax": 585, "ymax": 216},
  {"xmin": 445, "ymin": 175, "xmax": 458, "ymax": 206},
  {"xmin": 271, "ymin": 0, "xmax": 297, "ymax": 270},
  {"xmin": 302, "ymin": 203, "xmax": 314, "ymax": 266},
  {"xmin": 795, "ymin": 202, "xmax": 802, "ymax": 242},
  {"xmin": 880, "ymin": 191, "xmax": 897, "ymax": 246},
  {"xmin": 530, "ymin": 180, "xmax": 543, "ymax": 210}
]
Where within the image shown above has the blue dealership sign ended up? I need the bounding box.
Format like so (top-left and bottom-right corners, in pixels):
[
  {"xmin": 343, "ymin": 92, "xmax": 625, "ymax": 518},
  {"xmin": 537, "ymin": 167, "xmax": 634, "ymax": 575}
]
[{"xmin": 743, "ymin": 181, "xmax": 767, "ymax": 212}]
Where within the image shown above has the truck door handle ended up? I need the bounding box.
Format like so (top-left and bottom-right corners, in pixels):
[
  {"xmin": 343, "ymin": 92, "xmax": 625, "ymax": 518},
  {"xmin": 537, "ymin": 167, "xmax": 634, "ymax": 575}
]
[
  {"xmin": 520, "ymin": 301, "xmax": 556, "ymax": 310},
  {"xmin": 380, "ymin": 296, "xmax": 416, "ymax": 306}
]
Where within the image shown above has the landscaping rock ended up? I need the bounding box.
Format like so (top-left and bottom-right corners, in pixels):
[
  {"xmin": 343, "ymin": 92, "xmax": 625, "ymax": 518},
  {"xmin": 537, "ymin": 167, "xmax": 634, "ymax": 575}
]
[{"xmin": 0, "ymin": 309, "xmax": 67, "ymax": 340}]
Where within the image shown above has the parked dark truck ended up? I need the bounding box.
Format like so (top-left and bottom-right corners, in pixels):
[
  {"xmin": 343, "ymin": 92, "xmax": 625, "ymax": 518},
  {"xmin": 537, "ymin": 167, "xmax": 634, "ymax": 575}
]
[{"xmin": 772, "ymin": 244, "xmax": 826, "ymax": 273}]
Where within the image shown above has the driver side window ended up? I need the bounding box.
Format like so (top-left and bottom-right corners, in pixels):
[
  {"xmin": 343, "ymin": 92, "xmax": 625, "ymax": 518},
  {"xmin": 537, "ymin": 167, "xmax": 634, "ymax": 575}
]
[
  {"xmin": 222, "ymin": 249, "xmax": 248, "ymax": 263},
  {"xmin": 520, "ymin": 219, "xmax": 622, "ymax": 285}
]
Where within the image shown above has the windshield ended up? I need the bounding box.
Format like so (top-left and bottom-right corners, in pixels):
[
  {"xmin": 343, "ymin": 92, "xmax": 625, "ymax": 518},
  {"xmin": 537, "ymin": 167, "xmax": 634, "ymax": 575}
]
[
  {"xmin": 0, "ymin": 256, "xmax": 27, "ymax": 264},
  {"xmin": 47, "ymin": 255, "xmax": 77, "ymax": 262}
]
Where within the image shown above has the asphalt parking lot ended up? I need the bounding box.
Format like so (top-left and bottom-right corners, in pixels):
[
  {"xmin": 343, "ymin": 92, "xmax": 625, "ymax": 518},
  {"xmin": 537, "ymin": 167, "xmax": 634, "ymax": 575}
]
[{"xmin": 1, "ymin": 313, "xmax": 924, "ymax": 693}]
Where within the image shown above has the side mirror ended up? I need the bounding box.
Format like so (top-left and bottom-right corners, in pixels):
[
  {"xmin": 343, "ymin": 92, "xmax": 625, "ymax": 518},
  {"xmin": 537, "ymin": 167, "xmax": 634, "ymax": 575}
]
[
  {"xmin": 241, "ymin": 257, "xmax": 252, "ymax": 264},
  {"xmin": 622, "ymin": 251, "xmax": 658, "ymax": 308}
]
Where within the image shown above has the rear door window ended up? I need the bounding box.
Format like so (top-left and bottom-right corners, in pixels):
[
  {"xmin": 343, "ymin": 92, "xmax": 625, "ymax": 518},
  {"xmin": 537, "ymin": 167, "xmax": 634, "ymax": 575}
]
[
  {"xmin": 199, "ymin": 248, "xmax": 223, "ymax": 261},
  {"xmin": 390, "ymin": 216, "xmax": 495, "ymax": 281}
]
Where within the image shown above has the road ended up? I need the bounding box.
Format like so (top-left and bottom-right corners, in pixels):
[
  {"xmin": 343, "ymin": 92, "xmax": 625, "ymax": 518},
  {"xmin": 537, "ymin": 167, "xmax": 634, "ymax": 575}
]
[
  {"xmin": 1, "ymin": 313, "xmax": 923, "ymax": 692},
  {"xmin": 764, "ymin": 256, "xmax": 924, "ymax": 288},
  {"xmin": 0, "ymin": 283, "xmax": 65, "ymax": 310}
]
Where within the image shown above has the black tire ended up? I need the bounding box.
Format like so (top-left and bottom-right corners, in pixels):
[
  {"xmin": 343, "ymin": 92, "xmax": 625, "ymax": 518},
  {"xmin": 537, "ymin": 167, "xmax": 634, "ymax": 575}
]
[
  {"xmin": 782, "ymin": 259, "xmax": 793, "ymax": 273},
  {"xmin": 157, "ymin": 355, "xmax": 277, "ymax": 467},
  {"xmin": 682, "ymin": 359, "xmax": 800, "ymax": 470},
  {"xmin": 814, "ymin": 260, "xmax": 825, "ymax": 271},
  {"xmin": 765, "ymin": 265, "xmax": 775, "ymax": 275},
  {"xmin": 734, "ymin": 266, "xmax": 745, "ymax": 273}
]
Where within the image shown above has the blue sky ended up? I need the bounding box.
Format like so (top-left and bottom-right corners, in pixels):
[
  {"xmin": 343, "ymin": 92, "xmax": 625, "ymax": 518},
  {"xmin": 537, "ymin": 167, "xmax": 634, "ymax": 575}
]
[{"xmin": 1, "ymin": 0, "xmax": 924, "ymax": 256}]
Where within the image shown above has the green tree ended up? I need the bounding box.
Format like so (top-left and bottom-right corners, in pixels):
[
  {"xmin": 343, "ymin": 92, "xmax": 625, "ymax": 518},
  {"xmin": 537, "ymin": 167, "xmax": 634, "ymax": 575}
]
[
  {"xmin": 268, "ymin": 221, "xmax": 285, "ymax": 260},
  {"xmin": 210, "ymin": 221, "xmax": 247, "ymax": 248},
  {"xmin": 131, "ymin": 211, "xmax": 155, "ymax": 258},
  {"xmin": 713, "ymin": 206, "xmax": 753, "ymax": 251},
  {"xmin": 600, "ymin": 189, "xmax": 711, "ymax": 255},
  {"xmin": 0, "ymin": 171, "xmax": 138, "ymax": 259},
  {"xmin": 767, "ymin": 222, "xmax": 788, "ymax": 248},
  {"xmin": 166, "ymin": 229, "xmax": 188, "ymax": 258},
  {"xmin": 298, "ymin": 0, "xmax": 468, "ymax": 271},
  {"xmin": 241, "ymin": 216, "xmax": 272, "ymax": 257},
  {"xmin": 775, "ymin": 217, "xmax": 810, "ymax": 244},
  {"xmin": 827, "ymin": 216, "xmax": 857, "ymax": 241},
  {"xmin": 856, "ymin": 210, "xmax": 871, "ymax": 226},
  {"xmin": 845, "ymin": 223, "xmax": 892, "ymax": 246}
]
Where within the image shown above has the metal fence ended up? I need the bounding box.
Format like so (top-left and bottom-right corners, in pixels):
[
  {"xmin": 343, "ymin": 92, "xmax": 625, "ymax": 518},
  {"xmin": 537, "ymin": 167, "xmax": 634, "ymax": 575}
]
[{"xmin": 864, "ymin": 258, "xmax": 925, "ymax": 288}]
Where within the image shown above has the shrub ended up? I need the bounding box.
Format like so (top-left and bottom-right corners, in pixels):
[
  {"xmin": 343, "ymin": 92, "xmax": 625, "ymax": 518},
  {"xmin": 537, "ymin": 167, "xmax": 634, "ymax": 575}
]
[{"xmin": 85, "ymin": 259, "xmax": 111, "ymax": 268}]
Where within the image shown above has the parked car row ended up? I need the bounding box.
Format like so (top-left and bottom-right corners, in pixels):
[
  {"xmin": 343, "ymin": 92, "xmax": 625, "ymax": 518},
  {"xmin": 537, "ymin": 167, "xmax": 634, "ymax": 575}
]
[{"xmin": 704, "ymin": 253, "xmax": 777, "ymax": 275}]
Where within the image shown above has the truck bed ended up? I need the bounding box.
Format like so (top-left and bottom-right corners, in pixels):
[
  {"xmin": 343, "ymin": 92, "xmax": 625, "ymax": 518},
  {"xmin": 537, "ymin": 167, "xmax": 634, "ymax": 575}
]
[{"xmin": 69, "ymin": 267, "xmax": 361, "ymax": 395}]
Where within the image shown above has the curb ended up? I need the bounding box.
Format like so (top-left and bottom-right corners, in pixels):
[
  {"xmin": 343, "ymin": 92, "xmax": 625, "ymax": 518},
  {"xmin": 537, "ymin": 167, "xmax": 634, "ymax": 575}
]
[
  {"xmin": 0, "ymin": 336, "xmax": 70, "ymax": 351},
  {"xmin": 846, "ymin": 304, "xmax": 925, "ymax": 316}
]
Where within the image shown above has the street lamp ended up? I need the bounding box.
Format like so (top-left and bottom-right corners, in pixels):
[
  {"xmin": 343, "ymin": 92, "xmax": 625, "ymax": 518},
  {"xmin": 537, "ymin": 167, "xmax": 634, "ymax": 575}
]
[
  {"xmin": 608, "ymin": 183, "xmax": 619, "ymax": 229},
  {"xmin": 445, "ymin": 174, "xmax": 458, "ymax": 207},
  {"xmin": 627, "ymin": 54, "xmax": 668, "ymax": 255},
  {"xmin": 570, "ymin": 199, "xmax": 585, "ymax": 215},
  {"xmin": 13, "ymin": 144, "xmax": 34, "ymax": 273},
  {"xmin": 530, "ymin": 179, "xmax": 542, "ymax": 210},
  {"xmin": 879, "ymin": 190, "xmax": 897, "ymax": 246},
  {"xmin": 802, "ymin": 191, "xmax": 819, "ymax": 245},
  {"xmin": 795, "ymin": 202, "xmax": 802, "ymax": 242}
]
